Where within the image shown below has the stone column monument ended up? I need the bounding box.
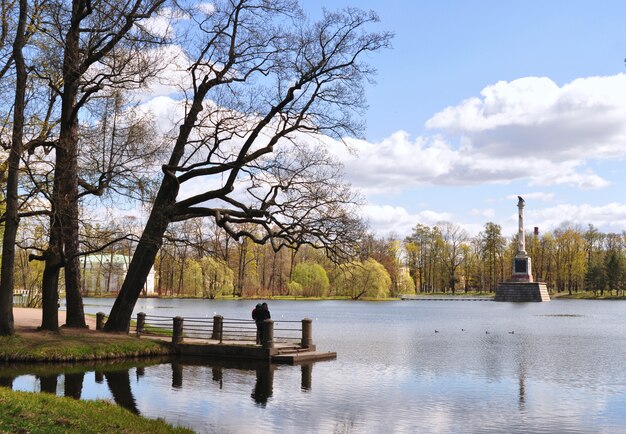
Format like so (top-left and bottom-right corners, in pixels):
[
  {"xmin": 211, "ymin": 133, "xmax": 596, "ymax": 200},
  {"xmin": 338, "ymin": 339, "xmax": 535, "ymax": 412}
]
[
  {"xmin": 517, "ymin": 196, "xmax": 525, "ymax": 253},
  {"xmin": 495, "ymin": 196, "xmax": 550, "ymax": 302},
  {"xmin": 510, "ymin": 196, "xmax": 532, "ymax": 283}
]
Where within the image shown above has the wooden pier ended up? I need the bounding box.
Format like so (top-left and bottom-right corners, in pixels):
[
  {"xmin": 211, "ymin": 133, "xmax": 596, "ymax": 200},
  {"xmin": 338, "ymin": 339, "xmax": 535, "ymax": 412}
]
[{"xmin": 97, "ymin": 312, "xmax": 336, "ymax": 365}]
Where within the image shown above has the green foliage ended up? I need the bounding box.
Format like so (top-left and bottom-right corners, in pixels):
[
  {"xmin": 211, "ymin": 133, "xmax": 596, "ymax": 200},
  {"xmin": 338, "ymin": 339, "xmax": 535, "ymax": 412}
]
[
  {"xmin": 287, "ymin": 280, "xmax": 303, "ymax": 296},
  {"xmin": 392, "ymin": 268, "xmax": 415, "ymax": 296},
  {"xmin": 182, "ymin": 258, "xmax": 203, "ymax": 296},
  {"xmin": 200, "ymin": 256, "xmax": 234, "ymax": 299},
  {"xmin": 290, "ymin": 262, "xmax": 330, "ymax": 297},
  {"xmin": 479, "ymin": 222, "xmax": 506, "ymax": 292},
  {"xmin": 604, "ymin": 248, "xmax": 624, "ymax": 295},
  {"xmin": 334, "ymin": 258, "xmax": 391, "ymax": 300},
  {"xmin": 126, "ymin": 215, "xmax": 626, "ymax": 298},
  {"xmin": 585, "ymin": 253, "xmax": 607, "ymax": 296}
]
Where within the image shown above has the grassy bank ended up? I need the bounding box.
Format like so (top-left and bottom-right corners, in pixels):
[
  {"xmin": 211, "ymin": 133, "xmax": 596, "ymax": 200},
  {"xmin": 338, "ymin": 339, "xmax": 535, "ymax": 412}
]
[
  {"xmin": 0, "ymin": 327, "xmax": 183, "ymax": 432},
  {"xmin": 0, "ymin": 330, "xmax": 172, "ymax": 362},
  {"xmin": 0, "ymin": 387, "xmax": 192, "ymax": 433},
  {"xmin": 551, "ymin": 291, "xmax": 626, "ymax": 300}
]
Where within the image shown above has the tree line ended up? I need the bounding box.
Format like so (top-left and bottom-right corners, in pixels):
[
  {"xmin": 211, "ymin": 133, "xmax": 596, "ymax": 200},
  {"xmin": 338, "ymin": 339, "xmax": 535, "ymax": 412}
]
[
  {"xmin": 12, "ymin": 217, "xmax": 626, "ymax": 302},
  {"xmin": 148, "ymin": 220, "xmax": 626, "ymax": 298},
  {"xmin": 115, "ymin": 220, "xmax": 626, "ymax": 299}
]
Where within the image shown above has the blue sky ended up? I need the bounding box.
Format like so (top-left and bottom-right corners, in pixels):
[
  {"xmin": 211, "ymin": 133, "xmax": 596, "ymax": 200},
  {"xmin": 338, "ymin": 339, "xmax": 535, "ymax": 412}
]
[{"xmin": 295, "ymin": 0, "xmax": 626, "ymax": 239}]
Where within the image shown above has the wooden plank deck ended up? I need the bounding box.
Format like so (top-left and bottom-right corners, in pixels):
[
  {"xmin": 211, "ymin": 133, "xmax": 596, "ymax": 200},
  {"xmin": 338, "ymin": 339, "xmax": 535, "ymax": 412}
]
[{"xmin": 142, "ymin": 334, "xmax": 336, "ymax": 364}]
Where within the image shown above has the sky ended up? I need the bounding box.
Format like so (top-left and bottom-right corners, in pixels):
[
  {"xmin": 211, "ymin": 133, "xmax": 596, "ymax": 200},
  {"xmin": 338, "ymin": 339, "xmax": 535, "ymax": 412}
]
[{"xmin": 292, "ymin": 0, "xmax": 626, "ymax": 239}]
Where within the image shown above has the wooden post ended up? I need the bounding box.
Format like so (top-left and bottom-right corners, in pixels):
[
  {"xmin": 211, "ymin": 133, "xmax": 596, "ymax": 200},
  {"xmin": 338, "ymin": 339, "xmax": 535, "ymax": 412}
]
[
  {"xmin": 96, "ymin": 312, "xmax": 105, "ymax": 330},
  {"xmin": 211, "ymin": 315, "xmax": 223, "ymax": 341},
  {"xmin": 136, "ymin": 312, "xmax": 146, "ymax": 336},
  {"xmin": 172, "ymin": 316, "xmax": 184, "ymax": 344},
  {"xmin": 262, "ymin": 319, "xmax": 274, "ymax": 349},
  {"xmin": 301, "ymin": 318, "xmax": 313, "ymax": 348}
]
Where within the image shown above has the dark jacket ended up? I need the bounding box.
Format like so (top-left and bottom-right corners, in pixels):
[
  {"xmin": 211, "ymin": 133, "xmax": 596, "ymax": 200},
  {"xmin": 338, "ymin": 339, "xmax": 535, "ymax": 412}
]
[{"xmin": 256, "ymin": 306, "xmax": 271, "ymax": 323}]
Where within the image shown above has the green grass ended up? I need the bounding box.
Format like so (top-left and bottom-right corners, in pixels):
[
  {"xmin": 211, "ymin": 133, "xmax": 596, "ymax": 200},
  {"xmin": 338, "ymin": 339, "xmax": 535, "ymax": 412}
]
[
  {"xmin": 0, "ymin": 331, "xmax": 172, "ymax": 362},
  {"xmin": 142, "ymin": 324, "xmax": 174, "ymax": 337},
  {"xmin": 553, "ymin": 291, "xmax": 626, "ymax": 300},
  {"xmin": 0, "ymin": 387, "xmax": 192, "ymax": 433}
]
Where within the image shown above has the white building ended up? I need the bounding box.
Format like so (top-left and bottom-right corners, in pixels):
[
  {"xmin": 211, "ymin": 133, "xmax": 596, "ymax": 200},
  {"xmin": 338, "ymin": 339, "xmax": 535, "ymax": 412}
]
[{"xmin": 81, "ymin": 253, "xmax": 155, "ymax": 295}]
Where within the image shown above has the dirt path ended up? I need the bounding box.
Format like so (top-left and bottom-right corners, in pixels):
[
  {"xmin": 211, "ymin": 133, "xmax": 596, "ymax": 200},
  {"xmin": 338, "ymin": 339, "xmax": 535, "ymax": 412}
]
[{"xmin": 13, "ymin": 308, "xmax": 97, "ymax": 332}]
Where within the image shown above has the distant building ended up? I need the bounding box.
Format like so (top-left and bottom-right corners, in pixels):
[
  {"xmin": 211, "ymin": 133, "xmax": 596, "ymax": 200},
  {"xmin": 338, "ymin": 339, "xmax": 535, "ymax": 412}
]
[{"xmin": 81, "ymin": 253, "xmax": 155, "ymax": 295}]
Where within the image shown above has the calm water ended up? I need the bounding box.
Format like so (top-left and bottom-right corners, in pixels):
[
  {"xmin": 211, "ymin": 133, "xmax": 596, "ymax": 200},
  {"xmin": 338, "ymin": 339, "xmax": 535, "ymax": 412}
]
[{"xmin": 6, "ymin": 298, "xmax": 626, "ymax": 433}]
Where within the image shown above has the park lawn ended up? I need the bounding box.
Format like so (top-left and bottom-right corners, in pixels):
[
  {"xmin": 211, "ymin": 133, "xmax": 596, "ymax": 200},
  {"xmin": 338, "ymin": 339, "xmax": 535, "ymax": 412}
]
[
  {"xmin": 552, "ymin": 291, "xmax": 626, "ymax": 299},
  {"xmin": 0, "ymin": 329, "xmax": 172, "ymax": 362},
  {"xmin": 0, "ymin": 387, "xmax": 192, "ymax": 433}
]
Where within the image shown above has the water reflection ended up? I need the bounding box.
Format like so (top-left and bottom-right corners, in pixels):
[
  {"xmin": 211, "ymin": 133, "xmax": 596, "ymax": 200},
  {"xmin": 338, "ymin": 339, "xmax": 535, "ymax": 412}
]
[
  {"xmin": 170, "ymin": 357, "xmax": 285, "ymax": 406},
  {"xmin": 0, "ymin": 375, "xmax": 12, "ymax": 388},
  {"xmin": 171, "ymin": 359, "xmax": 183, "ymax": 389},
  {"xmin": 102, "ymin": 369, "xmax": 139, "ymax": 414},
  {"xmin": 301, "ymin": 363, "xmax": 312, "ymax": 391},
  {"xmin": 64, "ymin": 372, "xmax": 84, "ymax": 399},
  {"xmin": 38, "ymin": 373, "xmax": 57, "ymax": 394},
  {"xmin": 251, "ymin": 362, "xmax": 274, "ymax": 405},
  {"xmin": 13, "ymin": 299, "xmax": 626, "ymax": 433},
  {"xmin": 0, "ymin": 356, "xmax": 314, "ymax": 414}
]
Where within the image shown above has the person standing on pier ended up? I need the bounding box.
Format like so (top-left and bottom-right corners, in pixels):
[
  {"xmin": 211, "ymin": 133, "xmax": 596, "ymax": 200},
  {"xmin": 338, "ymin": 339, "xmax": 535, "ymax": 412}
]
[
  {"xmin": 253, "ymin": 303, "xmax": 271, "ymax": 345},
  {"xmin": 252, "ymin": 303, "xmax": 262, "ymax": 344}
]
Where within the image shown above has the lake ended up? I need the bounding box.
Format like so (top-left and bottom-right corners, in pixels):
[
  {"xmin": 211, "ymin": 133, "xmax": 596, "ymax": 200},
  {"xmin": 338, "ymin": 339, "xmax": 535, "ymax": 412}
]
[{"xmin": 5, "ymin": 298, "xmax": 626, "ymax": 433}]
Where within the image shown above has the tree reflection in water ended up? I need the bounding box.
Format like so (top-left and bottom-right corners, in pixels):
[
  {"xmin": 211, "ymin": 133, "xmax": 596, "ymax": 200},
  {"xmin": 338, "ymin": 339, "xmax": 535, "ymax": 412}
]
[
  {"xmin": 64, "ymin": 372, "xmax": 84, "ymax": 399},
  {"xmin": 0, "ymin": 357, "xmax": 317, "ymax": 413},
  {"xmin": 38, "ymin": 373, "xmax": 57, "ymax": 394},
  {"xmin": 103, "ymin": 369, "xmax": 139, "ymax": 414},
  {"xmin": 0, "ymin": 375, "xmax": 13, "ymax": 388}
]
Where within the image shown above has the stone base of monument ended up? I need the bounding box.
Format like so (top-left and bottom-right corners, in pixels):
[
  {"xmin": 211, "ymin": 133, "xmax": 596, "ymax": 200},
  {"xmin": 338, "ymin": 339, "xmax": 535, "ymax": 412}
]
[{"xmin": 494, "ymin": 282, "xmax": 550, "ymax": 302}]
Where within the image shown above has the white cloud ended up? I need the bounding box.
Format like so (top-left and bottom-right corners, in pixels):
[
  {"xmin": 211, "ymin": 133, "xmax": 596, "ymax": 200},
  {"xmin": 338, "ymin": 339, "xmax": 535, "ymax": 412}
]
[
  {"xmin": 362, "ymin": 200, "xmax": 626, "ymax": 240},
  {"xmin": 326, "ymin": 74, "xmax": 626, "ymax": 194},
  {"xmin": 362, "ymin": 204, "xmax": 453, "ymax": 237},
  {"xmin": 334, "ymin": 132, "xmax": 459, "ymax": 194},
  {"xmin": 470, "ymin": 208, "xmax": 495, "ymax": 219},
  {"xmin": 531, "ymin": 202, "xmax": 626, "ymax": 233},
  {"xmin": 198, "ymin": 3, "xmax": 216, "ymax": 15},
  {"xmin": 330, "ymin": 132, "xmax": 609, "ymax": 194},
  {"xmin": 141, "ymin": 45, "xmax": 193, "ymax": 99},
  {"xmin": 426, "ymin": 74, "xmax": 626, "ymax": 161}
]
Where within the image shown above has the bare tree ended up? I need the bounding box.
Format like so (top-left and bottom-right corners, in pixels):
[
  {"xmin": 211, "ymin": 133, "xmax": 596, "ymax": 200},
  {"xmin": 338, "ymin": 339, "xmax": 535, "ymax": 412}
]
[
  {"xmin": 31, "ymin": 0, "xmax": 166, "ymax": 329},
  {"xmin": 438, "ymin": 221, "xmax": 469, "ymax": 294},
  {"xmin": 104, "ymin": 1, "xmax": 390, "ymax": 331},
  {"xmin": 0, "ymin": 0, "xmax": 27, "ymax": 335},
  {"xmin": 0, "ymin": 0, "xmax": 53, "ymax": 334}
]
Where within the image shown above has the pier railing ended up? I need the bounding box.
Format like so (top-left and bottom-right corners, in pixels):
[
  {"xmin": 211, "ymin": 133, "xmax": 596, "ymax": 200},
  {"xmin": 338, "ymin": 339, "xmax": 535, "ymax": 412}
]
[{"xmin": 96, "ymin": 312, "xmax": 313, "ymax": 349}]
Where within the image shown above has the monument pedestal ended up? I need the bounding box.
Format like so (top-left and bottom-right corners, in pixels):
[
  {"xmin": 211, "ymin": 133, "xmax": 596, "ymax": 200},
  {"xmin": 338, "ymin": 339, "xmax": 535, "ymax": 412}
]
[
  {"xmin": 495, "ymin": 253, "xmax": 550, "ymax": 302},
  {"xmin": 495, "ymin": 281, "xmax": 550, "ymax": 302},
  {"xmin": 510, "ymin": 255, "xmax": 533, "ymax": 282}
]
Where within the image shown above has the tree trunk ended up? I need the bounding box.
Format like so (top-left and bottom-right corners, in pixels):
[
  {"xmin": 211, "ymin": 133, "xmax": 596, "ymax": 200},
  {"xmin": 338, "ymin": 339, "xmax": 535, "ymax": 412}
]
[
  {"xmin": 0, "ymin": 0, "xmax": 28, "ymax": 336},
  {"xmin": 105, "ymin": 68, "xmax": 214, "ymax": 331},
  {"xmin": 57, "ymin": 2, "xmax": 86, "ymax": 328},
  {"xmin": 104, "ymin": 177, "xmax": 176, "ymax": 331},
  {"xmin": 40, "ymin": 216, "xmax": 62, "ymax": 331},
  {"xmin": 64, "ymin": 229, "xmax": 86, "ymax": 326}
]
